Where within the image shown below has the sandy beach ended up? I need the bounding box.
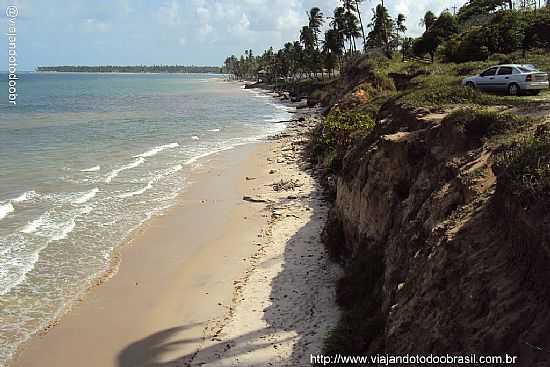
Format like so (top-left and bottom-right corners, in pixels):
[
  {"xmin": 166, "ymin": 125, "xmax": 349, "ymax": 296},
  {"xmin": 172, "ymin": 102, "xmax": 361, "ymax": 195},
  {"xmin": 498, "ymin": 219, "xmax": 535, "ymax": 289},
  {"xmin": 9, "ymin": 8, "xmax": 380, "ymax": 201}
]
[{"xmin": 10, "ymin": 112, "xmax": 340, "ymax": 367}]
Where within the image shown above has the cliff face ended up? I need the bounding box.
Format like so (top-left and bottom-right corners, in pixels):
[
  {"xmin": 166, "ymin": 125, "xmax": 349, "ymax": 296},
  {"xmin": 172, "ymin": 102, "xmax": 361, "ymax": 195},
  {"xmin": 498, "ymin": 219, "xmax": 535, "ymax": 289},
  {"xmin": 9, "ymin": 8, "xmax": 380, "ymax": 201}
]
[{"xmin": 324, "ymin": 104, "xmax": 550, "ymax": 365}]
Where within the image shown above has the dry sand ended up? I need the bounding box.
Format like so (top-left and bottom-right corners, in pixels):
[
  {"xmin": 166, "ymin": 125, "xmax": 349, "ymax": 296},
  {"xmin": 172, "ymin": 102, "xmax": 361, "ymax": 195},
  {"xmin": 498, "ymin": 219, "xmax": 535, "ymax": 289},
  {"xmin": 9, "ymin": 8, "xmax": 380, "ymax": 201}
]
[{"xmin": 10, "ymin": 114, "xmax": 340, "ymax": 367}]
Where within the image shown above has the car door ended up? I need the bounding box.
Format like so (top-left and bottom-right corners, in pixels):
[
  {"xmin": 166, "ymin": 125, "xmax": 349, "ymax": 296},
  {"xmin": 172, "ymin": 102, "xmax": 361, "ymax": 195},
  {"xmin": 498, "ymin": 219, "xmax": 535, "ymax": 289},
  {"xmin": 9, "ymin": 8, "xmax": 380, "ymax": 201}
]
[
  {"xmin": 477, "ymin": 67, "xmax": 498, "ymax": 91},
  {"xmin": 495, "ymin": 66, "xmax": 513, "ymax": 92}
]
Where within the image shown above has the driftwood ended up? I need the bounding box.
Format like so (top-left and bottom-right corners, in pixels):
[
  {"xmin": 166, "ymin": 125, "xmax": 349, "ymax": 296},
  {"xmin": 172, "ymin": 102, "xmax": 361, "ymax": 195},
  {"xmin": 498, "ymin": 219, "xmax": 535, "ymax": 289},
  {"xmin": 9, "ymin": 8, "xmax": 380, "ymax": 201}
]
[
  {"xmin": 243, "ymin": 195, "xmax": 268, "ymax": 203},
  {"xmin": 272, "ymin": 179, "xmax": 302, "ymax": 192},
  {"xmin": 269, "ymin": 117, "xmax": 306, "ymax": 124}
]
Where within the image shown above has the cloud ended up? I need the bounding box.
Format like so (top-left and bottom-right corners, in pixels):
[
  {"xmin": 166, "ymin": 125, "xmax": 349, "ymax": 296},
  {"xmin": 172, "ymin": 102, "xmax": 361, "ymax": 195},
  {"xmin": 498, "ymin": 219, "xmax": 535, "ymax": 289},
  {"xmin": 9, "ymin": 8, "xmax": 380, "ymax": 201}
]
[
  {"xmin": 4, "ymin": 0, "xmax": 469, "ymax": 70},
  {"xmin": 81, "ymin": 18, "xmax": 111, "ymax": 33},
  {"xmin": 157, "ymin": 0, "xmax": 183, "ymax": 26}
]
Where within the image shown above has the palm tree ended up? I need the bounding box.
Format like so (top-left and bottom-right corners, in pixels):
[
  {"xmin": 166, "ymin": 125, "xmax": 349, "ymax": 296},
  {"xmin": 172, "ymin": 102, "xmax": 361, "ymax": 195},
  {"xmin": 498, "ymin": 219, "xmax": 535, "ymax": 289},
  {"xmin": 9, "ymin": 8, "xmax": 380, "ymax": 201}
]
[
  {"xmin": 300, "ymin": 26, "xmax": 316, "ymax": 77},
  {"xmin": 300, "ymin": 26, "xmax": 316, "ymax": 50},
  {"xmin": 308, "ymin": 7, "xmax": 324, "ymax": 49},
  {"xmin": 367, "ymin": 4, "xmax": 395, "ymax": 57},
  {"xmin": 354, "ymin": 0, "xmax": 368, "ymax": 51},
  {"xmin": 396, "ymin": 14, "xmax": 407, "ymax": 61},
  {"xmin": 339, "ymin": 2, "xmax": 361, "ymax": 53},
  {"xmin": 323, "ymin": 29, "xmax": 345, "ymax": 74},
  {"xmin": 420, "ymin": 11, "xmax": 437, "ymax": 31}
]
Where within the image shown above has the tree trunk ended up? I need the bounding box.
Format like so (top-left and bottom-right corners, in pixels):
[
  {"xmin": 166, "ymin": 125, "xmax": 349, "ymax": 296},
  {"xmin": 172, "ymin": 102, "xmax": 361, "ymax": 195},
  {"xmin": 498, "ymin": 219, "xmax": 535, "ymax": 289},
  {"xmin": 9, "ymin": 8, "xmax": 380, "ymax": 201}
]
[{"xmin": 355, "ymin": 0, "xmax": 367, "ymax": 52}]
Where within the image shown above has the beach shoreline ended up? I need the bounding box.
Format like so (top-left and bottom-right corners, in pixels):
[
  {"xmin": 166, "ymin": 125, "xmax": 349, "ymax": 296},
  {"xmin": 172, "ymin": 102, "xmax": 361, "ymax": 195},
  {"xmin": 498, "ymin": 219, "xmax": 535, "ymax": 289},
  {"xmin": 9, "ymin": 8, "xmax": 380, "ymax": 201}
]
[{"xmin": 9, "ymin": 103, "xmax": 340, "ymax": 367}]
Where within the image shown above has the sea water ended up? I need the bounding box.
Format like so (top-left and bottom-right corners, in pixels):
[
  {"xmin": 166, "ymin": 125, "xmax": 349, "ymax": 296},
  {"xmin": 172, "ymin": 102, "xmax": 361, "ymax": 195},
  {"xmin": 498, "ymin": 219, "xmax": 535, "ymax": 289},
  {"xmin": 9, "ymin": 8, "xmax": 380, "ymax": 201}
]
[{"xmin": 0, "ymin": 72, "xmax": 293, "ymax": 365}]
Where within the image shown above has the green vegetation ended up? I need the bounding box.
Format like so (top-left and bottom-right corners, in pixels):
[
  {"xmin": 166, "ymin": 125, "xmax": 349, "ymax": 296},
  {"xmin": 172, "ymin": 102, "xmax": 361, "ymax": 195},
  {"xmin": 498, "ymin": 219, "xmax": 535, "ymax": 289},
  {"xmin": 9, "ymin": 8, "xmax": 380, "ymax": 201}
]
[
  {"xmin": 387, "ymin": 49, "xmax": 550, "ymax": 109},
  {"xmin": 223, "ymin": 1, "xmax": 406, "ymax": 82},
  {"xmin": 36, "ymin": 65, "xmax": 221, "ymax": 73},
  {"xmin": 323, "ymin": 247, "xmax": 385, "ymax": 356},
  {"xmin": 413, "ymin": 6, "xmax": 550, "ymax": 63},
  {"xmin": 497, "ymin": 127, "xmax": 550, "ymax": 204},
  {"xmin": 322, "ymin": 109, "xmax": 375, "ymax": 145},
  {"xmin": 221, "ymin": 0, "xmax": 549, "ymax": 359},
  {"xmin": 443, "ymin": 108, "xmax": 532, "ymax": 146}
]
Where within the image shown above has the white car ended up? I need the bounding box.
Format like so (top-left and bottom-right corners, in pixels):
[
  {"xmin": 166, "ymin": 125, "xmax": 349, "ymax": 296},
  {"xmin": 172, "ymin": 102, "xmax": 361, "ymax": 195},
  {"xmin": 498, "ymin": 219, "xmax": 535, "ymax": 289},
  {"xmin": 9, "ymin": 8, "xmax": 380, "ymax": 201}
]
[{"xmin": 462, "ymin": 64, "xmax": 549, "ymax": 96}]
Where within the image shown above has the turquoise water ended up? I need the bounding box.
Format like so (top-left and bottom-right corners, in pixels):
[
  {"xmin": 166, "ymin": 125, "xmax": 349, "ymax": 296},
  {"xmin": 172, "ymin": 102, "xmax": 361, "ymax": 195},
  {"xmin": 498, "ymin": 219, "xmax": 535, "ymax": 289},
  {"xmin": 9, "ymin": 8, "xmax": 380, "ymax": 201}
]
[{"xmin": 0, "ymin": 73, "xmax": 292, "ymax": 365}]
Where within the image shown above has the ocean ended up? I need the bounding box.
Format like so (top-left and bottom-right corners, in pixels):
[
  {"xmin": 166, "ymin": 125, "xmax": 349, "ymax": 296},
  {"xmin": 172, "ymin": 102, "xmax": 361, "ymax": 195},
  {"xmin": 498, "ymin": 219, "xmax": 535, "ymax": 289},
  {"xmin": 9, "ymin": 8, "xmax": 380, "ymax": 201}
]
[{"xmin": 0, "ymin": 72, "xmax": 293, "ymax": 365}]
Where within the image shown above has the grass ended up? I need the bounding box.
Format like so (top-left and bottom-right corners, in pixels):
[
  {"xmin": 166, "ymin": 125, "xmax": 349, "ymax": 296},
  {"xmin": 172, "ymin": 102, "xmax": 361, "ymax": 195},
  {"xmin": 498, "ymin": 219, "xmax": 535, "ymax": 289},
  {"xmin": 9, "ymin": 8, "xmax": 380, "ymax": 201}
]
[
  {"xmin": 496, "ymin": 126, "xmax": 550, "ymax": 205},
  {"xmin": 381, "ymin": 49, "xmax": 550, "ymax": 109},
  {"xmin": 443, "ymin": 108, "xmax": 531, "ymax": 139}
]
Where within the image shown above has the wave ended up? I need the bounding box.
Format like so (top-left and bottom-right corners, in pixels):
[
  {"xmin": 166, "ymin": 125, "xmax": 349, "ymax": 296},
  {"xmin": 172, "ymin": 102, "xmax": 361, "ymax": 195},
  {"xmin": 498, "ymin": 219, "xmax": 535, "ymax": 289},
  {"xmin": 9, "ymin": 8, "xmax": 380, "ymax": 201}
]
[
  {"xmin": 105, "ymin": 157, "xmax": 145, "ymax": 183},
  {"xmin": 269, "ymin": 102, "xmax": 296, "ymax": 112},
  {"xmin": 80, "ymin": 165, "xmax": 101, "ymax": 172},
  {"xmin": 0, "ymin": 235, "xmax": 41, "ymax": 296},
  {"xmin": 117, "ymin": 182, "xmax": 153, "ymax": 199},
  {"xmin": 207, "ymin": 128, "xmax": 221, "ymax": 132},
  {"xmin": 50, "ymin": 220, "xmax": 76, "ymax": 241},
  {"xmin": 191, "ymin": 136, "xmax": 200, "ymax": 141},
  {"xmin": 117, "ymin": 164, "xmax": 183, "ymax": 199},
  {"xmin": 184, "ymin": 146, "xmax": 236, "ymax": 166},
  {"xmin": 0, "ymin": 202, "xmax": 15, "ymax": 221},
  {"xmin": 72, "ymin": 188, "xmax": 99, "ymax": 205},
  {"xmin": 20, "ymin": 214, "xmax": 48, "ymax": 234},
  {"xmin": 12, "ymin": 190, "xmax": 38, "ymax": 203},
  {"xmin": 134, "ymin": 142, "xmax": 179, "ymax": 158}
]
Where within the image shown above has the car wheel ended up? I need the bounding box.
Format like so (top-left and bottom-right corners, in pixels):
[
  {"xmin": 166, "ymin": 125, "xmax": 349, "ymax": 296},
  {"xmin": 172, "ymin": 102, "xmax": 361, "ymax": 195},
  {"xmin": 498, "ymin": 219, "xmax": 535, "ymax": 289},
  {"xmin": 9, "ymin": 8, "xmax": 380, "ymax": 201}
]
[
  {"xmin": 507, "ymin": 83, "xmax": 520, "ymax": 96},
  {"xmin": 465, "ymin": 81, "xmax": 475, "ymax": 89}
]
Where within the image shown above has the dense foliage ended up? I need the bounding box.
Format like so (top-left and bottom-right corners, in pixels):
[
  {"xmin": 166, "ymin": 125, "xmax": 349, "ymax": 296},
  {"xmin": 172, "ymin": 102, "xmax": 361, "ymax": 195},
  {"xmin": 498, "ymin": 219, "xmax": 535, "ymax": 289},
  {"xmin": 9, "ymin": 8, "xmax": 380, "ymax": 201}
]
[
  {"xmin": 223, "ymin": 0, "xmax": 405, "ymax": 82},
  {"xmin": 418, "ymin": 6, "xmax": 550, "ymax": 63}
]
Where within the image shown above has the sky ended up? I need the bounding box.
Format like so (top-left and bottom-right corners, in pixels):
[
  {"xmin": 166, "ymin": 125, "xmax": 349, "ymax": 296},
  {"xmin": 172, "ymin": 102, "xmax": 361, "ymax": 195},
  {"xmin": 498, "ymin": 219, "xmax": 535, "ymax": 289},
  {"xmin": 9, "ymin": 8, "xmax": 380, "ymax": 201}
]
[{"xmin": 1, "ymin": 0, "xmax": 468, "ymax": 70}]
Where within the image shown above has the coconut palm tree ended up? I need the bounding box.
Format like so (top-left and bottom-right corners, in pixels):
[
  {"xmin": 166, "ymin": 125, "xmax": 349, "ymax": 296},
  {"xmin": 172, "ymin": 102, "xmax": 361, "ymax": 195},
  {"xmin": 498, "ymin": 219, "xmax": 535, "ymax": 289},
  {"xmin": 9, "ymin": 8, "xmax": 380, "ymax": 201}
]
[
  {"xmin": 354, "ymin": 0, "xmax": 368, "ymax": 51},
  {"xmin": 323, "ymin": 29, "xmax": 345, "ymax": 74},
  {"xmin": 420, "ymin": 10, "xmax": 437, "ymax": 31},
  {"xmin": 308, "ymin": 7, "xmax": 324, "ymax": 49},
  {"xmin": 338, "ymin": 2, "xmax": 361, "ymax": 53}
]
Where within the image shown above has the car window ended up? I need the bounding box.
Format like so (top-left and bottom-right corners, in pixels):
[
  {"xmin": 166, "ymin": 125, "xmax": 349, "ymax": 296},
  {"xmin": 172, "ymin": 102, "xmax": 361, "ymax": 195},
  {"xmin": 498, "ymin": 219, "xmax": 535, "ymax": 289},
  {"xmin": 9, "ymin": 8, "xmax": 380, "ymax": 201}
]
[
  {"xmin": 512, "ymin": 68, "xmax": 521, "ymax": 74},
  {"xmin": 497, "ymin": 67, "xmax": 513, "ymax": 75},
  {"xmin": 520, "ymin": 65, "xmax": 540, "ymax": 72},
  {"xmin": 480, "ymin": 68, "xmax": 498, "ymax": 77}
]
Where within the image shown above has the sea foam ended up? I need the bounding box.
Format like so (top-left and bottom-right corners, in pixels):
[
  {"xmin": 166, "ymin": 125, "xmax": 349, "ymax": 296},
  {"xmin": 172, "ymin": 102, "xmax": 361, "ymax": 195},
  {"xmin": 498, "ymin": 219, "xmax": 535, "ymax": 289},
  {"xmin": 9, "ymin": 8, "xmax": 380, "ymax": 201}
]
[
  {"xmin": 105, "ymin": 157, "xmax": 145, "ymax": 183},
  {"xmin": 0, "ymin": 202, "xmax": 15, "ymax": 221},
  {"xmin": 134, "ymin": 142, "xmax": 179, "ymax": 158},
  {"xmin": 80, "ymin": 165, "xmax": 101, "ymax": 172},
  {"xmin": 12, "ymin": 191, "xmax": 38, "ymax": 203},
  {"xmin": 20, "ymin": 214, "xmax": 48, "ymax": 234},
  {"xmin": 72, "ymin": 188, "xmax": 99, "ymax": 205},
  {"xmin": 117, "ymin": 164, "xmax": 183, "ymax": 199}
]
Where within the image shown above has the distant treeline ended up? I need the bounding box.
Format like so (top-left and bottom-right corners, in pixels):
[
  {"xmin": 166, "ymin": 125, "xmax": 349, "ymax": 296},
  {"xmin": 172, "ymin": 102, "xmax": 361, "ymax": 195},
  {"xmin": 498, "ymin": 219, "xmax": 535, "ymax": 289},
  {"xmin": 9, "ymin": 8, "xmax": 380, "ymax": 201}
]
[{"xmin": 36, "ymin": 65, "xmax": 223, "ymax": 73}]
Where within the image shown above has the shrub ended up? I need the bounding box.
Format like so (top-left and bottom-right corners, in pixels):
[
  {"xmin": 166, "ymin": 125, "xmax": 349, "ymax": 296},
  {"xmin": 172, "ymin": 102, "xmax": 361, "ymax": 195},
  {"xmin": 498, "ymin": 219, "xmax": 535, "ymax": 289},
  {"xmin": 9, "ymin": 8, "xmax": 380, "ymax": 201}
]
[
  {"xmin": 488, "ymin": 53, "xmax": 513, "ymax": 64},
  {"xmin": 443, "ymin": 108, "xmax": 529, "ymax": 144},
  {"xmin": 322, "ymin": 109, "xmax": 375, "ymax": 146},
  {"xmin": 440, "ymin": 28, "xmax": 490, "ymax": 62},
  {"xmin": 525, "ymin": 7, "xmax": 550, "ymax": 50},
  {"xmin": 496, "ymin": 127, "xmax": 550, "ymax": 204}
]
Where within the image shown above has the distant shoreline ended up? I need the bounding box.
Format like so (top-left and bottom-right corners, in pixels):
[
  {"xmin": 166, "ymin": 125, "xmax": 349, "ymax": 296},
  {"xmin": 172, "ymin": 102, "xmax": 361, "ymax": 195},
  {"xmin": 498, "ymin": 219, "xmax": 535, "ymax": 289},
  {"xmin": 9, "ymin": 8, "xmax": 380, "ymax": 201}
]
[{"xmin": 36, "ymin": 66, "xmax": 223, "ymax": 74}]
